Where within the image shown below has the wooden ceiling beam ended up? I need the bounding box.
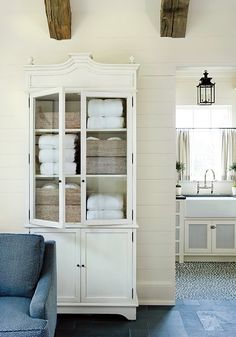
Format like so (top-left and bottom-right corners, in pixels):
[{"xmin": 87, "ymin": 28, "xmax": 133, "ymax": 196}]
[
  {"xmin": 44, "ymin": 0, "xmax": 71, "ymax": 40},
  {"xmin": 160, "ymin": 0, "xmax": 190, "ymax": 38}
]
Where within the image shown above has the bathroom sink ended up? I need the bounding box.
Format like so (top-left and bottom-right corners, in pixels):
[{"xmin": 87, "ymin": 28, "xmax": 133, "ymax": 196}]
[
  {"xmin": 185, "ymin": 196, "xmax": 236, "ymax": 217},
  {"xmin": 185, "ymin": 194, "xmax": 233, "ymax": 198}
]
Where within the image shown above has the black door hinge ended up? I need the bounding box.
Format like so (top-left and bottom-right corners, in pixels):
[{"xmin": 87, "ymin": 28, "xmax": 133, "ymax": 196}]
[
  {"xmin": 28, "ymin": 97, "xmax": 30, "ymax": 109},
  {"xmin": 132, "ymin": 97, "xmax": 134, "ymax": 107},
  {"xmin": 132, "ymin": 288, "xmax": 134, "ymax": 299},
  {"xmin": 132, "ymin": 153, "xmax": 134, "ymax": 164},
  {"xmin": 28, "ymin": 209, "xmax": 30, "ymax": 220},
  {"xmin": 132, "ymin": 231, "xmax": 134, "ymax": 242},
  {"xmin": 28, "ymin": 154, "xmax": 30, "ymax": 164},
  {"xmin": 132, "ymin": 210, "xmax": 134, "ymax": 221}
]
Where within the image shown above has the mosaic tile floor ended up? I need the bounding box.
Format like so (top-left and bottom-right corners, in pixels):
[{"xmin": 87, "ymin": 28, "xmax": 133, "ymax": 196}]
[{"xmin": 176, "ymin": 262, "xmax": 236, "ymax": 300}]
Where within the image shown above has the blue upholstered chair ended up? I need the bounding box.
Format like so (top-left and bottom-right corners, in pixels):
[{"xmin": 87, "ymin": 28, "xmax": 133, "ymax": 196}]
[{"xmin": 0, "ymin": 234, "xmax": 57, "ymax": 337}]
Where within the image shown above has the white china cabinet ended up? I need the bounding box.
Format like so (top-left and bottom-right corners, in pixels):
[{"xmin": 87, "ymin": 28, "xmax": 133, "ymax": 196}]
[{"xmin": 25, "ymin": 54, "xmax": 139, "ymax": 320}]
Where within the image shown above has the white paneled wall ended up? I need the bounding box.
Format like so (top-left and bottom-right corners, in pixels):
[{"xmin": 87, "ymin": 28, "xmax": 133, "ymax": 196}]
[{"xmin": 137, "ymin": 73, "xmax": 175, "ymax": 303}]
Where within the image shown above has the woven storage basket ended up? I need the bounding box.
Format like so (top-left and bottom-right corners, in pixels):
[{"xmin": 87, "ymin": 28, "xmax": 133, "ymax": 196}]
[
  {"xmin": 36, "ymin": 112, "xmax": 59, "ymax": 129},
  {"xmin": 87, "ymin": 140, "xmax": 126, "ymax": 157},
  {"xmin": 65, "ymin": 206, "xmax": 81, "ymax": 222},
  {"xmin": 36, "ymin": 188, "xmax": 59, "ymax": 205},
  {"xmin": 65, "ymin": 188, "xmax": 81, "ymax": 205},
  {"xmin": 36, "ymin": 112, "xmax": 80, "ymax": 129},
  {"xmin": 87, "ymin": 157, "xmax": 126, "ymax": 174},
  {"xmin": 36, "ymin": 205, "xmax": 59, "ymax": 222},
  {"xmin": 65, "ymin": 112, "xmax": 80, "ymax": 129},
  {"xmin": 36, "ymin": 205, "xmax": 81, "ymax": 222},
  {"xmin": 36, "ymin": 188, "xmax": 81, "ymax": 205}
]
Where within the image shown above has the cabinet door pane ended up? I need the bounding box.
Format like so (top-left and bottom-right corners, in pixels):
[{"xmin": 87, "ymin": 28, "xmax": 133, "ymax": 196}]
[
  {"xmin": 35, "ymin": 93, "xmax": 59, "ymax": 130},
  {"xmin": 65, "ymin": 93, "xmax": 81, "ymax": 130},
  {"xmin": 86, "ymin": 176, "xmax": 127, "ymax": 221},
  {"xmin": 189, "ymin": 223, "xmax": 208, "ymax": 249},
  {"xmin": 33, "ymin": 93, "xmax": 60, "ymax": 223},
  {"xmin": 85, "ymin": 95, "xmax": 130, "ymax": 222},
  {"xmin": 216, "ymin": 224, "xmax": 235, "ymax": 249},
  {"xmin": 35, "ymin": 178, "xmax": 59, "ymax": 222},
  {"xmin": 65, "ymin": 178, "xmax": 81, "ymax": 223}
]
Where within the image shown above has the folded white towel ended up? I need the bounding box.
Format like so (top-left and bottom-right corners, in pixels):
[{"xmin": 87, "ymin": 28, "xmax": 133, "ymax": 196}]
[
  {"xmin": 38, "ymin": 134, "xmax": 78, "ymax": 149},
  {"xmin": 107, "ymin": 137, "xmax": 122, "ymax": 141},
  {"xmin": 88, "ymin": 99, "xmax": 123, "ymax": 117},
  {"xmin": 40, "ymin": 162, "xmax": 77, "ymax": 175},
  {"xmin": 39, "ymin": 149, "xmax": 75, "ymax": 163},
  {"xmin": 41, "ymin": 183, "xmax": 58, "ymax": 190},
  {"xmin": 87, "ymin": 193, "xmax": 124, "ymax": 210},
  {"xmin": 87, "ymin": 117, "xmax": 124, "ymax": 129},
  {"xmin": 86, "ymin": 136, "xmax": 100, "ymax": 141},
  {"xmin": 65, "ymin": 183, "xmax": 80, "ymax": 189},
  {"xmin": 87, "ymin": 210, "xmax": 124, "ymax": 220}
]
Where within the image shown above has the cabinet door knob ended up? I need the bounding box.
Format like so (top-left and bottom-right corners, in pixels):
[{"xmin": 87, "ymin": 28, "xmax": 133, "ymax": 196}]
[
  {"xmin": 81, "ymin": 264, "xmax": 85, "ymax": 267},
  {"xmin": 77, "ymin": 264, "xmax": 80, "ymax": 267},
  {"xmin": 211, "ymin": 225, "xmax": 216, "ymax": 229}
]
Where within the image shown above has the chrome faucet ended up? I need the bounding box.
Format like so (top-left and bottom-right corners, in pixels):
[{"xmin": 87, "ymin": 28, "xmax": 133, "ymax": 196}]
[{"xmin": 197, "ymin": 169, "xmax": 216, "ymax": 194}]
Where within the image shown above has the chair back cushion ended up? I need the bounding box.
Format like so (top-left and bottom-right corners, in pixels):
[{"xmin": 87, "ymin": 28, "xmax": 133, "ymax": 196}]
[{"xmin": 0, "ymin": 234, "xmax": 45, "ymax": 297}]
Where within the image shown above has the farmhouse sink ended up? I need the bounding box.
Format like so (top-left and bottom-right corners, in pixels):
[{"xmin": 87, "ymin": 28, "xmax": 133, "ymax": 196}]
[{"xmin": 185, "ymin": 196, "xmax": 236, "ymax": 217}]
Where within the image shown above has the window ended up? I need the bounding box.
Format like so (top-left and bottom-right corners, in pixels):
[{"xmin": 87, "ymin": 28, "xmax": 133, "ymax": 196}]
[{"xmin": 176, "ymin": 105, "xmax": 232, "ymax": 181}]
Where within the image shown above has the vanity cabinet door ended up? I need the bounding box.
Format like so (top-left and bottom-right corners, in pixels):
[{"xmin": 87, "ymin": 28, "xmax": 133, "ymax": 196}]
[
  {"xmin": 211, "ymin": 221, "xmax": 236, "ymax": 254},
  {"xmin": 184, "ymin": 220, "xmax": 211, "ymax": 254}
]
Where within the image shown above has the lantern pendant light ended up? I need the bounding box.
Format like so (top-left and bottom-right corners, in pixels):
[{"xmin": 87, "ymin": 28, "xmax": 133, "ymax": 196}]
[{"xmin": 197, "ymin": 70, "xmax": 215, "ymax": 105}]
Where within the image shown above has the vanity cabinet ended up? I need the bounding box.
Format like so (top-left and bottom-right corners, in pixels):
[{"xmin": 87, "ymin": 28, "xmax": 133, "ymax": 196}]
[
  {"xmin": 185, "ymin": 220, "xmax": 236, "ymax": 255},
  {"xmin": 25, "ymin": 54, "xmax": 139, "ymax": 320}
]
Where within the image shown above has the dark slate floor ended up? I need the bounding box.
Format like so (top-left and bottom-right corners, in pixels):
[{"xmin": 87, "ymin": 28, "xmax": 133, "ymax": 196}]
[{"xmin": 55, "ymin": 300, "xmax": 236, "ymax": 337}]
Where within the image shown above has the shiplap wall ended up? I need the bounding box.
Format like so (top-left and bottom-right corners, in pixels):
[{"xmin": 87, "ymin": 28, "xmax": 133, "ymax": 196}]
[
  {"xmin": 136, "ymin": 69, "xmax": 175, "ymax": 303},
  {"xmin": 2, "ymin": 0, "xmax": 236, "ymax": 304}
]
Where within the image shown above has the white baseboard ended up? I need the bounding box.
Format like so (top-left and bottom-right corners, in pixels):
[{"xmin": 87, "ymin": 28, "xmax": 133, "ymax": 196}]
[{"xmin": 137, "ymin": 281, "xmax": 175, "ymax": 304}]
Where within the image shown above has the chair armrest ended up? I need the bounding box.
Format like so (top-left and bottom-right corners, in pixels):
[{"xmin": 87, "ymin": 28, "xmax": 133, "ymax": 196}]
[{"xmin": 30, "ymin": 241, "xmax": 56, "ymax": 319}]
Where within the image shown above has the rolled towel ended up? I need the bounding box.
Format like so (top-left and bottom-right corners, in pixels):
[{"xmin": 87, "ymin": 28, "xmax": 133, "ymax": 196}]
[
  {"xmin": 39, "ymin": 149, "xmax": 75, "ymax": 163},
  {"xmin": 38, "ymin": 134, "xmax": 78, "ymax": 149},
  {"xmin": 87, "ymin": 210, "xmax": 124, "ymax": 220},
  {"xmin": 40, "ymin": 162, "xmax": 77, "ymax": 175},
  {"xmin": 54, "ymin": 162, "xmax": 77, "ymax": 175},
  {"xmin": 87, "ymin": 117, "xmax": 124, "ymax": 129},
  {"xmin": 38, "ymin": 135, "xmax": 58, "ymax": 149},
  {"xmin": 40, "ymin": 163, "xmax": 54, "ymax": 175},
  {"xmin": 87, "ymin": 193, "xmax": 124, "ymax": 210},
  {"xmin": 88, "ymin": 99, "xmax": 123, "ymax": 117}
]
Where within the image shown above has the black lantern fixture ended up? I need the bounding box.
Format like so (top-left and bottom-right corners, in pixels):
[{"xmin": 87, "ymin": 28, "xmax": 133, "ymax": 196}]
[{"xmin": 197, "ymin": 70, "xmax": 215, "ymax": 105}]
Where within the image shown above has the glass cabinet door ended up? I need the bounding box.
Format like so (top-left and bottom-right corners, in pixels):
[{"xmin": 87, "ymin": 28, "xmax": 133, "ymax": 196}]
[
  {"xmin": 31, "ymin": 91, "xmax": 61, "ymax": 226},
  {"xmin": 84, "ymin": 93, "xmax": 132, "ymax": 224},
  {"xmin": 64, "ymin": 93, "xmax": 81, "ymax": 224}
]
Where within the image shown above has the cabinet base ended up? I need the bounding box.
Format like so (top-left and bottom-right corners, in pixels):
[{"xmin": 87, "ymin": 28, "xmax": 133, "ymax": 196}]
[{"xmin": 57, "ymin": 305, "xmax": 137, "ymax": 320}]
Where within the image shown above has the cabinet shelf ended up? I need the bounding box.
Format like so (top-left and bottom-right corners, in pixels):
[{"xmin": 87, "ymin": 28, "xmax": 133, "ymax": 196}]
[
  {"xmin": 35, "ymin": 129, "xmax": 59, "ymax": 133},
  {"xmin": 86, "ymin": 174, "xmax": 127, "ymax": 178},
  {"xmin": 86, "ymin": 128, "xmax": 127, "ymax": 132}
]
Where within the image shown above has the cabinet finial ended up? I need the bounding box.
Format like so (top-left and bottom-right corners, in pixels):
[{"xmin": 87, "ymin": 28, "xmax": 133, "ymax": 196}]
[
  {"xmin": 129, "ymin": 56, "xmax": 135, "ymax": 64},
  {"xmin": 27, "ymin": 57, "xmax": 34, "ymax": 65}
]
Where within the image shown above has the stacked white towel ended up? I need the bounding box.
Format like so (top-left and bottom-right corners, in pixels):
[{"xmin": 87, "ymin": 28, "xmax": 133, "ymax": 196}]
[
  {"xmin": 87, "ymin": 193, "xmax": 124, "ymax": 220},
  {"xmin": 88, "ymin": 99, "xmax": 123, "ymax": 117},
  {"xmin": 87, "ymin": 99, "xmax": 124, "ymax": 129},
  {"xmin": 38, "ymin": 134, "xmax": 78, "ymax": 175}
]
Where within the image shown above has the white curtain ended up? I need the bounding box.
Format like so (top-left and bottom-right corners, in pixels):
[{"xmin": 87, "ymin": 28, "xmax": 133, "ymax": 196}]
[
  {"xmin": 176, "ymin": 129, "xmax": 190, "ymax": 180},
  {"xmin": 221, "ymin": 129, "xmax": 236, "ymax": 180}
]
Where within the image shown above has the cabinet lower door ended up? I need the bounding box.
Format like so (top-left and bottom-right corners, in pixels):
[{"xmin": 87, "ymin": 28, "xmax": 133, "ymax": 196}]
[
  {"xmin": 212, "ymin": 221, "xmax": 236, "ymax": 254},
  {"xmin": 34, "ymin": 231, "xmax": 80, "ymax": 302},
  {"xmin": 184, "ymin": 221, "xmax": 211, "ymax": 254},
  {"xmin": 81, "ymin": 229, "xmax": 133, "ymax": 303}
]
